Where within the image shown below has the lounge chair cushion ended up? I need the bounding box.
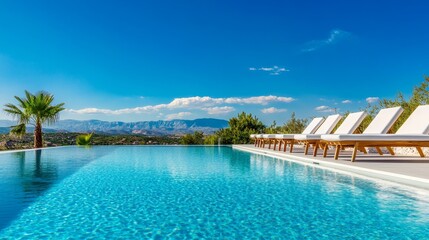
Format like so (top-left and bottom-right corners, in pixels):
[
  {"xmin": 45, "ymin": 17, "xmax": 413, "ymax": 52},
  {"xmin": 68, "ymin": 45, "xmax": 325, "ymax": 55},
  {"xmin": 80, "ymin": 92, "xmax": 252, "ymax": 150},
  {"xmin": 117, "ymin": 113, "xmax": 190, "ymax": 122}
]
[
  {"xmin": 294, "ymin": 134, "xmax": 322, "ymax": 140},
  {"xmin": 314, "ymin": 114, "xmax": 342, "ymax": 134},
  {"xmin": 262, "ymin": 134, "xmax": 276, "ymax": 139},
  {"xmin": 322, "ymin": 134, "xmax": 429, "ymax": 142},
  {"xmin": 363, "ymin": 106, "xmax": 403, "ymax": 134},
  {"xmin": 274, "ymin": 134, "xmax": 295, "ymax": 139},
  {"xmin": 334, "ymin": 111, "xmax": 367, "ymax": 134},
  {"xmin": 396, "ymin": 105, "xmax": 429, "ymax": 134},
  {"xmin": 302, "ymin": 117, "xmax": 325, "ymax": 134}
]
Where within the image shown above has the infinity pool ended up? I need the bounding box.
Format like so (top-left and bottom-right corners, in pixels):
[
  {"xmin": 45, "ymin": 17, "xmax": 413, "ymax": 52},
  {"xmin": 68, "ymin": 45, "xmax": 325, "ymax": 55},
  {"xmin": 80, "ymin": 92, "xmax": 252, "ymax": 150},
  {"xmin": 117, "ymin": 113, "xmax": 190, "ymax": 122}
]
[{"xmin": 0, "ymin": 146, "xmax": 428, "ymax": 239}]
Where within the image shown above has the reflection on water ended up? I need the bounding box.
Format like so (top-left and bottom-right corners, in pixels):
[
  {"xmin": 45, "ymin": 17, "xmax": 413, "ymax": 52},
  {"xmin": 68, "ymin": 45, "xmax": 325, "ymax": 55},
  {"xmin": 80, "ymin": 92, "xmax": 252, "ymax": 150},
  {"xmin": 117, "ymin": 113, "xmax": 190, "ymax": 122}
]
[
  {"xmin": 248, "ymin": 151, "xmax": 429, "ymax": 227},
  {"xmin": 19, "ymin": 150, "xmax": 59, "ymax": 199},
  {"xmin": 1, "ymin": 146, "xmax": 429, "ymax": 238},
  {"xmin": 0, "ymin": 147, "xmax": 113, "ymax": 230}
]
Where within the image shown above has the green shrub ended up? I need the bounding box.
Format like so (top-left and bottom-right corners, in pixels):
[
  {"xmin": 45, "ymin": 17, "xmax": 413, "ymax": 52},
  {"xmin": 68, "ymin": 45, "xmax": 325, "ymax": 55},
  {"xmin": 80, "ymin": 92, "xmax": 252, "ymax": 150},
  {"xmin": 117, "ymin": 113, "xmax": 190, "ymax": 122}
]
[{"xmin": 76, "ymin": 133, "xmax": 93, "ymax": 146}]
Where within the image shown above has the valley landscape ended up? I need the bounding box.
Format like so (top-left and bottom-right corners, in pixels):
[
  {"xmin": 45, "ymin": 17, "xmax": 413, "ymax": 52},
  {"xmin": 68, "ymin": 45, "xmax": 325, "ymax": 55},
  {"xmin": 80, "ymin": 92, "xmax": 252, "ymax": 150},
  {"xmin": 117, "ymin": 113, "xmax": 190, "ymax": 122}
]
[{"xmin": 0, "ymin": 118, "xmax": 229, "ymax": 150}]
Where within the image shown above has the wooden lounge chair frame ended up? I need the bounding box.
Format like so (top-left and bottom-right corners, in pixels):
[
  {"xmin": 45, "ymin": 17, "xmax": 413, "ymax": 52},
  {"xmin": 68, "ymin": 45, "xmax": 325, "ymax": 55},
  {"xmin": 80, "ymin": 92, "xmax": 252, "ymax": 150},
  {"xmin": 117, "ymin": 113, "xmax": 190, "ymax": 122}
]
[{"xmin": 321, "ymin": 105, "xmax": 429, "ymax": 162}]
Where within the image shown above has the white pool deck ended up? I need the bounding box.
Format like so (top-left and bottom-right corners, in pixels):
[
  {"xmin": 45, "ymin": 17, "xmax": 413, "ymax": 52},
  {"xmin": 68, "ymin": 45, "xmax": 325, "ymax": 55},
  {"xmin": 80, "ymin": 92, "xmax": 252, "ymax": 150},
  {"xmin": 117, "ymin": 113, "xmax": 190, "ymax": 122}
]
[{"xmin": 233, "ymin": 144, "xmax": 429, "ymax": 191}]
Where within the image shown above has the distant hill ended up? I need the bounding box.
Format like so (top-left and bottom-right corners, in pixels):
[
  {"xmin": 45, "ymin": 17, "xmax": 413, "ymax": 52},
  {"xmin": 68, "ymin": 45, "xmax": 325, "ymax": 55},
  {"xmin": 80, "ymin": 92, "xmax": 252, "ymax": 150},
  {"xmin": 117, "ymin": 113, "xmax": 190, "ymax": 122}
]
[
  {"xmin": 0, "ymin": 127, "xmax": 60, "ymax": 134},
  {"xmin": 0, "ymin": 118, "xmax": 228, "ymax": 136}
]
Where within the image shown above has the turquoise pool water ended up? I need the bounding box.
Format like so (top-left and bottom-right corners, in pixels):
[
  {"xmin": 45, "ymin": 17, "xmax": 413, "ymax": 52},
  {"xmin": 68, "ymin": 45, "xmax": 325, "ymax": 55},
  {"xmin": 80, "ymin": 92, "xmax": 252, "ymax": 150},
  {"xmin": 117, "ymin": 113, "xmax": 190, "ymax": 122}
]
[{"xmin": 0, "ymin": 146, "xmax": 428, "ymax": 239}]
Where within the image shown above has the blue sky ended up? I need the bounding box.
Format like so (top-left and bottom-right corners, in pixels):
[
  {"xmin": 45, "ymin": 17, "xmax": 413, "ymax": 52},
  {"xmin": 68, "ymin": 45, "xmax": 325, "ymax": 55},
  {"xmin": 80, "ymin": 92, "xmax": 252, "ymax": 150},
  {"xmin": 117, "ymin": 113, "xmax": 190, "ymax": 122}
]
[{"xmin": 0, "ymin": 0, "xmax": 428, "ymax": 124}]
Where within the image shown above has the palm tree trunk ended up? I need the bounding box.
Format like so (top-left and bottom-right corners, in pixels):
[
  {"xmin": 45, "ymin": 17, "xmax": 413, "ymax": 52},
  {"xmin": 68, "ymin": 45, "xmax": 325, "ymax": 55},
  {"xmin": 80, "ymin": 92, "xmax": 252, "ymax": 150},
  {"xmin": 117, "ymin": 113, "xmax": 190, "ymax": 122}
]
[{"xmin": 34, "ymin": 122, "xmax": 43, "ymax": 148}]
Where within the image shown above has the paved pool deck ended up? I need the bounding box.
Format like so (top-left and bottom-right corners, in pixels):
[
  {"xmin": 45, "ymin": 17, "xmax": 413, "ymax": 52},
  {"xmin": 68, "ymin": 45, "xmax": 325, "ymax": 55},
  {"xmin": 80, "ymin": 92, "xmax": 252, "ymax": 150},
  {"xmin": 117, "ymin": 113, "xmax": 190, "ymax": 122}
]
[{"xmin": 233, "ymin": 144, "xmax": 429, "ymax": 191}]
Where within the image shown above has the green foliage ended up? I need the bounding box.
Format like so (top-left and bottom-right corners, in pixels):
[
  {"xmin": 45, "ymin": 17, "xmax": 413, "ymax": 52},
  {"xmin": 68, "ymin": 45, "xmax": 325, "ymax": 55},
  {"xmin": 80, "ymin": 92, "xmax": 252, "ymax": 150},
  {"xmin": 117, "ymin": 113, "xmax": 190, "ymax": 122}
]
[
  {"xmin": 214, "ymin": 128, "xmax": 234, "ymax": 144},
  {"xmin": 263, "ymin": 113, "xmax": 309, "ymax": 134},
  {"xmin": 213, "ymin": 112, "xmax": 265, "ymax": 144},
  {"xmin": 180, "ymin": 131, "xmax": 205, "ymax": 145},
  {"xmin": 9, "ymin": 123, "xmax": 27, "ymax": 138},
  {"xmin": 203, "ymin": 135, "xmax": 218, "ymax": 145},
  {"xmin": 265, "ymin": 121, "xmax": 280, "ymax": 134},
  {"xmin": 279, "ymin": 112, "xmax": 308, "ymax": 134},
  {"xmin": 363, "ymin": 76, "xmax": 429, "ymax": 132},
  {"xmin": 3, "ymin": 90, "xmax": 65, "ymax": 147},
  {"xmin": 76, "ymin": 133, "xmax": 93, "ymax": 145}
]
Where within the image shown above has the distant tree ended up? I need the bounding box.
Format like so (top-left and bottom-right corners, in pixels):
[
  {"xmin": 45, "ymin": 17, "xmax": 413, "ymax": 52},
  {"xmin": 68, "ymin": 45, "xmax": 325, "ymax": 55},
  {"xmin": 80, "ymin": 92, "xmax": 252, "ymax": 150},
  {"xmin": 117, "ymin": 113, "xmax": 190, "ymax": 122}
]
[
  {"xmin": 362, "ymin": 76, "xmax": 429, "ymax": 133},
  {"xmin": 204, "ymin": 135, "xmax": 218, "ymax": 145},
  {"xmin": 4, "ymin": 91, "xmax": 65, "ymax": 148},
  {"xmin": 76, "ymin": 133, "xmax": 93, "ymax": 146},
  {"xmin": 280, "ymin": 112, "xmax": 308, "ymax": 134},
  {"xmin": 215, "ymin": 112, "xmax": 265, "ymax": 144},
  {"xmin": 181, "ymin": 131, "xmax": 204, "ymax": 145},
  {"xmin": 265, "ymin": 120, "xmax": 281, "ymax": 134},
  {"xmin": 214, "ymin": 128, "xmax": 234, "ymax": 144}
]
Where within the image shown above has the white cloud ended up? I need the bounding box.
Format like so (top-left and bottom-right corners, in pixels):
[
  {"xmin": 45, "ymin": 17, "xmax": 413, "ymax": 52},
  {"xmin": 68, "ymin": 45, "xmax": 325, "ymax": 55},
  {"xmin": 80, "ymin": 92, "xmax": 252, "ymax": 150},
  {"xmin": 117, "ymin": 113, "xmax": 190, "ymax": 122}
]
[
  {"xmin": 366, "ymin": 97, "xmax": 379, "ymax": 103},
  {"xmin": 224, "ymin": 96, "xmax": 294, "ymax": 105},
  {"xmin": 68, "ymin": 95, "xmax": 295, "ymax": 115},
  {"xmin": 167, "ymin": 96, "xmax": 223, "ymax": 108},
  {"xmin": 67, "ymin": 108, "xmax": 114, "ymax": 114},
  {"xmin": 315, "ymin": 105, "xmax": 337, "ymax": 113},
  {"xmin": 68, "ymin": 105, "xmax": 166, "ymax": 115},
  {"xmin": 139, "ymin": 96, "xmax": 145, "ymax": 99},
  {"xmin": 302, "ymin": 29, "xmax": 351, "ymax": 52},
  {"xmin": 261, "ymin": 107, "xmax": 287, "ymax": 114},
  {"xmin": 202, "ymin": 106, "xmax": 235, "ymax": 115},
  {"xmin": 342, "ymin": 100, "xmax": 352, "ymax": 104},
  {"xmin": 165, "ymin": 112, "xmax": 192, "ymax": 120},
  {"xmin": 249, "ymin": 65, "xmax": 290, "ymax": 75}
]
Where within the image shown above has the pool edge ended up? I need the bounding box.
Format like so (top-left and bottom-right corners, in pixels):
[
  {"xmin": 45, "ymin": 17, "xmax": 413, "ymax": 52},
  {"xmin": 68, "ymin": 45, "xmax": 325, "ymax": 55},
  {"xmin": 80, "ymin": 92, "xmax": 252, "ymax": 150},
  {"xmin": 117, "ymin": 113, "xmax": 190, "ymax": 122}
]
[{"xmin": 233, "ymin": 145, "xmax": 429, "ymax": 191}]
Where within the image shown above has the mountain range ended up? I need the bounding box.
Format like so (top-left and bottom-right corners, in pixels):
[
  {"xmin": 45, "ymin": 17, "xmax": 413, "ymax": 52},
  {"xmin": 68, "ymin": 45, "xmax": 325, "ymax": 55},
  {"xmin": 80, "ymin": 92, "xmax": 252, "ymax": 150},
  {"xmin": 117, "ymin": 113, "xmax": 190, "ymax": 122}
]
[{"xmin": 0, "ymin": 118, "xmax": 228, "ymax": 136}]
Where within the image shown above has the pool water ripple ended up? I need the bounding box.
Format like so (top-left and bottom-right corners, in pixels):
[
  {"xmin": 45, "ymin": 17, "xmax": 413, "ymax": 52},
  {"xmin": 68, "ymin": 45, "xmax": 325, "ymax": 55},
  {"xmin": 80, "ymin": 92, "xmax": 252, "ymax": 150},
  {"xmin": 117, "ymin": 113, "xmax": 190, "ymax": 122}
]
[{"xmin": 0, "ymin": 146, "xmax": 428, "ymax": 239}]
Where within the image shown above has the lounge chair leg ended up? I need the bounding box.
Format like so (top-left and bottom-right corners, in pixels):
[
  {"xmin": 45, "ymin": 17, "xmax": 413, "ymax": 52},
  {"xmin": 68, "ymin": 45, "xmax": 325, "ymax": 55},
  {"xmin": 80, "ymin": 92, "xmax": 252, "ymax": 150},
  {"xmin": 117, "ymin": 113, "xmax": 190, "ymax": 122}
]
[
  {"xmin": 417, "ymin": 147, "xmax": 425, "ymax": 157},
  {"xmin": 278, "ymin": 141, "xmax": 282, "ymax": 151},
  {"xmin": 387, "ymin": 147, "xmax": 395, "ymax": 155},
  {"xmin": 304, "ymin": 143, "xmax": 309, "ymax": 155},
  {"xmin": 360, "ymin": 147, "xmax": 367, "ymax": 154},
  {"xmin": 273, "ymin": 140, "xmax": 277, "ymax": 150},
  {"xmin": 289, "ymin": 140, "xmax": 294, "ymax": 153},
  {"xmin": 351, "ymin": 144, "xmax": 359, "ymax": 162},
  {"xmin": 375, "ymin": 147, "xmax": 383, "ymax": 155},
  {"xmin": 334, "ymin": 146, "xmax": 340, "ymax": 160},
  {"xmin": 313, "ymin": 142, "xmax": 318, "ymax": 157},
  {"xmin": 323, "ymin": 144, "xmax": 328, "ymax": 158},
  {"xmin": 268, "ymin": 140, "xmax": 271, "ymax": 149}
]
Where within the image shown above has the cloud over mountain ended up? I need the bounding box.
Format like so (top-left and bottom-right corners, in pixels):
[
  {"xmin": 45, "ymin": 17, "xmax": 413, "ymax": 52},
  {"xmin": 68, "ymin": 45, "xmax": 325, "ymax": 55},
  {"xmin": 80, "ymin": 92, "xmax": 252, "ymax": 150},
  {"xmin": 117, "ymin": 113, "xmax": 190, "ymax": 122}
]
[{"xmin": 68, "ymin": 95, "xmax": 295, "ymax": 116}]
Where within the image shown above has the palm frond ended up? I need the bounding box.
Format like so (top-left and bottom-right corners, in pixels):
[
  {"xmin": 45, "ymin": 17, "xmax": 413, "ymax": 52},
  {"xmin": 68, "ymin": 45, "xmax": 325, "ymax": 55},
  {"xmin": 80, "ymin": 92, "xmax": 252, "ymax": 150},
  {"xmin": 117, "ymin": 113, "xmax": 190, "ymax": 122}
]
[
  {"xmin": 9, "ymin": 123, "xmax": 27, "ymax": 138},
  {"xmin": 4, "ymin": 103, "xmax": 31, "ymax": 123},
  {"xmin": 3, "ymin": 90, "xmax": 65, "ymax": 145}
]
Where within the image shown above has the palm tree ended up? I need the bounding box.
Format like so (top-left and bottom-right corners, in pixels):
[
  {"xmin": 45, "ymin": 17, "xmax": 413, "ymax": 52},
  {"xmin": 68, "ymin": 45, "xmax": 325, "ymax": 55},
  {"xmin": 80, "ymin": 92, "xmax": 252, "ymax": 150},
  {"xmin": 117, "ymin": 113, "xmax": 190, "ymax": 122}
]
[{"xmin": 4, "ymin": 91, "xmax": 65, "ymax": 148}]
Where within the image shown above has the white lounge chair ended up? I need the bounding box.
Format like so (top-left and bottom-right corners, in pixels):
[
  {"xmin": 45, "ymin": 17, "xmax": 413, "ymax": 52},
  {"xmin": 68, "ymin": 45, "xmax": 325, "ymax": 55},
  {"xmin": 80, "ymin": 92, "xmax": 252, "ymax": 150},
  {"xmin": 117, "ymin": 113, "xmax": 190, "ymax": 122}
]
[
  {"xmin": 320, "ymin": 106, "xmax": 429, "ymax": 162},
  {"xmin": 321, "ymin": 106, "xmax": 404, "ymax": 159},
  {"xmin": 292, "ymin": 114, "xmax": 343, "ymax": 156},
  {"xmin": 254, "ymin": 134, "xmax": 267, "ymax": 147},
  {"xmin": 250, "ymin": 134, "xmax": 257, "ymax": 145},
  {"xmin": 258, "ymin": 117, "xmax": 325, "ymax": 150},
  {"xmin": 294, "ymin": 112, "xmax": 367, "ymax": 156}
]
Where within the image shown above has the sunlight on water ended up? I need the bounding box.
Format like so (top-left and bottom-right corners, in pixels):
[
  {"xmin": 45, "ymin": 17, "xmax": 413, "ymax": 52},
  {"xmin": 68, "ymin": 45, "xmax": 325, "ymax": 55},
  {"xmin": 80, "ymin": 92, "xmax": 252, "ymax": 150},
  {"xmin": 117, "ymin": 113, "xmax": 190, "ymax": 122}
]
[{"xmin": 0, "ymin": 146, "xmax": 428, "ymax": 239}]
